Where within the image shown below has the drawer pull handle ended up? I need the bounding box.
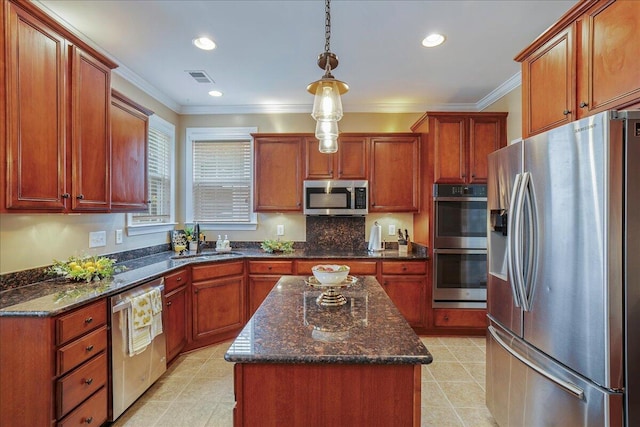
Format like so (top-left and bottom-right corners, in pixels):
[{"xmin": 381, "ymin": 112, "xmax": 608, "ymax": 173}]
[
  {"xmin": 166, "ymin": 301, "xmax": 172, "ymax": 307},
  {"xmin": 402, "ymin": 266, "xmax": 407, "ymax": 271},
  {"xmin": 85, "ymin": 416, "xmax": 93, "ymax": 424},
  {"xmin": 177, "ymin": 277, "xmax": 182, "ymax": 282},
  {"xmin": 444, "ymin": 315, "xmax": 449, "ymax": 321},
  {"xmin": 84, "ymin": 378, "xmax": 93, "ymax": 385},
  {"xmin": 86, "ymin": 345, "xmax": 94, "ymax": 352},
  {"xmin": 84, "ymin": 317, "xmax": 93, "ymax": 324},
  {"xmin": 268, "ymin": 266, "xmax": 272, "ymax": 270}
]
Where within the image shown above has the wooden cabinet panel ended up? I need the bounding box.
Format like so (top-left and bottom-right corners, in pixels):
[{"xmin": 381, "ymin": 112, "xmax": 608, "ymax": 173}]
[
  {"xmin": 468, "ymin": 116, "xmax": 506, "ymax": 183},
  {"xmin": 522, "ymin": 27, "xmax": 575, "ymax": 136},
  {"xmin": 192, "ymin": 260, "xmax": 244, "ymax": 282},
  {"xmin": 248, "ymin": 260, "xmax": 294, "ymax": 274},
  {"xmin": 110, "ymin": 90, "xmax": 152, "ymax": 211},
  {"xmin": 5, "ymin": 2, "xmax": 67, "ymax": 210},
  {"xmin": 254, "ymin": 135, "xmax": 304, "ymax": 212},
  {"xmin": 305, "ymin": 137, "xmax": 334, "ymax": 179},
  {"xmin": 193, "ymin": 276, "xmax": 245, "ymax": 340},
  {"xmin": 70, "ymin": 45, "xmax": 111, "ymax": 211},
  {"xmin": 381, "ymin": 276, "xmax": 426, "ymax": 328},
  {"xmin": 433, "ymin": 308, "xmax": 487, "ymax": 328},
  {"xmin": 56, "ymin": 299, "xmax": 107, "ymax": 345},
  {"xmin": 369, "ymin": 135, "xmax": 419, "ymax": 212},
  {"xmin": 56, "ymin": 352, "xmax": 107, "ymax": 418},
  {"xmin": 577, "ymin": 0, "xmax": 640, "ymax": 117},
  {"xmin": 165, "ymin": 286, "xmax": 188, "ymax": 362},
  {"xmin": 56, "ymin": 326, "xmax": 107, "ymax": 375},
  {"xmin": 57, "ymin": 386, "xmax": 107, "ymax": 427},
  {"xmin": 305, "ymin": 135, "xmax": 369, "ymax": 180},
  {"xmin": 164, "ymin": 268, "xmax": 189, "ymax": 293},
  {"xmin": 248, "ymin": 275, "xmax": 280, "ymax": 317},
  {"xmin": 381, "ymin": 261, "xmax": 426, "ymax": 275},
  {"xmin": 433, "ymin": 116, "xmax": 466, "ymax": 183},
  {"xmin": 296, "ymin": 260, "xmax": 378, "ymax": 275}
]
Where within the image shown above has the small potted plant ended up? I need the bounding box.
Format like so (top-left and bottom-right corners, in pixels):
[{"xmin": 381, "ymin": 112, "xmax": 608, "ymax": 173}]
[{"xmin": 184, "ymin": 226, "xmax": 198, "ymax": 251}]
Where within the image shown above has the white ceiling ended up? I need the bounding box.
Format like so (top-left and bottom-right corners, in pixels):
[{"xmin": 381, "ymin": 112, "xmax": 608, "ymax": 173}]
[{"xmin": 37, "ymin": 0, "xmax": 577, "ymax": 115}]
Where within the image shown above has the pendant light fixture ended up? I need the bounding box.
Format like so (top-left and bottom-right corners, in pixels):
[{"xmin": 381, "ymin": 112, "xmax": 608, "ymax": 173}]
[{"xmin": 307, "ymin": 0, "xmax": 348, "ymax": 154}]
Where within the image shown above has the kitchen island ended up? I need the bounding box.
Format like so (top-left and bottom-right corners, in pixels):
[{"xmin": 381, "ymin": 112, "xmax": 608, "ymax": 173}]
[{"xmin": 224, "ymin": 275, "xmax": 432, "ymax": 427}]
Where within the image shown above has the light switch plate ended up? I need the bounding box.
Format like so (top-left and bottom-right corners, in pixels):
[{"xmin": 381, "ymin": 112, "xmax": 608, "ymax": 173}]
[
  {"xmin": 115, "ymin": 229, "xmax": 123, "ymax": 244},
  {"xmin": 277, "ymin": 224, "xmax": 285, "ymax": 236},
  {"xmin": 389, "ymin": 224, "xmax": 396, "ymax": 236},
  {"xmin": 89, "ymin": 231, "xmax": 106, "ymax": 248}
]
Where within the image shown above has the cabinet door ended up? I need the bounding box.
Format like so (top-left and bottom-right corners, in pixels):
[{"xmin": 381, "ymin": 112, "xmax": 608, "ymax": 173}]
[
  {"xmin": 468, "ymin": 116, "xmax": 505, "ymax": 183},
  {"xmin": 5, "ymin": 3, "xmax": 67, "ymax": 210},
  {"xmin": 381, "ymin": 276, "xmax": 426, "ymax": 328},
  {"xmin": 110, "ymin": 92, "xmax": 150, "ymax": 211},
  {"xmin": 248, "ymin": 276, "xmax": 280, "ymax": 317},
  {"xmin": 165, "ymin": 286, "xmax": 188, "ymax": 363},
  {"xmin": 522, "ymin": 26, "xmax": 575, "ymax": 137},
  {"xmin": 336, "ymin": 136, "xmax": 368, "ymax": 180},
  {"xmin": 432, "ymin": 116, "xmax": 467, "ymax": 184},
  {"xmin": 192, "ymin": 276, "xmax": 245, "ymax": 340},
  {"xmin": 305, "ymin": 137, "xmax": 334, "ymax": 179},
  {"xmin": 69, "ymin": 46, "xmax": 111, "ymax": 211},
  {"xmin": 254, "ymin": 136, "xmax": 303, "ymax": 211},
  {"xmin": 369, "ymin": 136, "xmax": 419, "ymax": 212},
  {"xmin": 576, "ymin": 0, "xmax": 640, "ymax": 118}
]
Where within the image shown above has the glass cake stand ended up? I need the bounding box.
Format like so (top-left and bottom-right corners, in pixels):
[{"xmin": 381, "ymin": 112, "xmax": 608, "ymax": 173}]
[{"xmin": 305, "ymin": 275, "xmax": 358, "ymax": 306}]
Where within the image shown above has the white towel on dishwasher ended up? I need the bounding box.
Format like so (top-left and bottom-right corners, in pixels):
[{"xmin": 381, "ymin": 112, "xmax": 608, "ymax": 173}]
[
  {"xmin": 126, "ymin": 291, "xmax": 153, "ymax": 356},
  {"xmin": 149, "ymin": 287, "xmax": 163, "ymax": 339}
]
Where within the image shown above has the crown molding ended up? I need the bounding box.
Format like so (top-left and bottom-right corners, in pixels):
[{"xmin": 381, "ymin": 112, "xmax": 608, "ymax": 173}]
[{"xmin": 476, "ymin": 72, "xmax": 522, "ymax": 111}]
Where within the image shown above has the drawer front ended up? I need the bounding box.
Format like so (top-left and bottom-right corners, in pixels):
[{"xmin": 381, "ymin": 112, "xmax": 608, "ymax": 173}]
[
  {"xmin": 381, "ymin": 261, "xmax": 426, "ymax": 275},
  {"xmin": 192, "ymin": 260, "xmax": 244, "ymax": 282},
  {"xmin": 248, "ymin": 260, "xmax": 294, "ymax": 274},
  {"xmin": 165, "ymin": 268, "xmax": 189, "ymax": 293},
  {"xmin": 296, "ymin": 260, "xmax": 378, "ymax": 275},
  {"xmin": 57, "ymin": 386, "xmax": 107, "ymax": 427},
  {"xmin": 57, "ymin": 326, "xmax": 107, "ymax": 376},
  {"xmin": 57, "ymin": 352, "xmax": 107, "ymax": 418},
  {"xmin": 433, "ymin": 308, "xmax": 487, "ymax": 328},
  {"xmin": 56, "ymin": 299, "xmax": 107, "ymax": 345}
]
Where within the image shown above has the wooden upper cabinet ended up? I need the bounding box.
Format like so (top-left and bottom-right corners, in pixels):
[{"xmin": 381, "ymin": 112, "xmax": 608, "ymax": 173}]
[
  {"xmin": 517, "ymin": 0, "xmax": 640, "ymax": 137},
  {"xmin": 254, "ymin": 134, "xmax": 304, "ymax": 212},
  {"xmin": 428, "ymin": 113, "xmax": 507, "ymax": 184},
  {"xmin": 70, "ymin": 46, "xmax": 112, "ymax": 211},
  {"xmin": 521, "ymin": 27, "xmax": 575, "ymax": 137},
  {"xmin": 369, "ymin": 135, "xmax": 419, "ymax": 212},
  {"xmin": 2, "ymin": 0, "xmax": 117, "ymax": 213},
  {"xmin": 305, "ymin": 135, "xmax": 368, "ymax": 180},
  {"xmin": 576, "ymin": 0, "xmax": 640, "ymax": 118},
  {"xmin": 110, "ymin": 90, "xmax": 153, "ymax": 212},
  {"xmin": 5, "ymin": 2, "xmax": 67, "ymax": 211}
]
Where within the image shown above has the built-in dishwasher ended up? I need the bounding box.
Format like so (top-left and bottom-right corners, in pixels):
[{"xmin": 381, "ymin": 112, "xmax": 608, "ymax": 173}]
[{"xmin": 109, "ymin": 277, "xmax": 167, "ymax": 421}]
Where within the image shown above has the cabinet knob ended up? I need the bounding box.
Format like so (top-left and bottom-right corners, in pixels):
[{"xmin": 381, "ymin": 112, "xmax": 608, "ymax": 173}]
[
  {"xmin": 146, "ymin": 200, "xmax": 152, "ymax": 203},
  {"xmin": 61, "ymin": 193, "xmax": 70, "ymax": 199},
  {"xmin": 166, "ymin": 301, "xmax": 172, "ymax": 307},
  {"xmin": 84, "ymin": 378, "xmax": 93, "ymax": 385},
  {"xmin": 176, "ymin": 277, "xmax": 182, "ymax": 282},
  {"xmin": 85, "ymin": 417, "xmax": 93, "ymax": 424},
  {"xmin": 402, "ymin": 266, "xmax": 407, "ymax": 271},
  {"xmin": 268, "ymin": 266, "xmax": 272, "ymax": 270},
  {"xmin": 77, "ymin": 194, "xmax": 85, "ymax": 200},
  {"xmin": 462, "ymin": 173, "xmax": 466, "ymax": 178},
  {"xmin": 86, "ymin": 345, "xmax": 94, "ymax": 352},
  {"xmin": 444, "ymin": 315, "xmax": 449, "ymax": 321},
  {"xmin": 563, "ymin": 110, "xmax": 571, "ymax": 116},
  {"xmin": 84, "ymin": 317, "xmax": 93, "ymax": 324},
  {"xmin": 471, "ymin": 174, "xmax": 476, "ymax": 178},
  {"xmin": 579, "ymin": 102, "xmax": 589, "ymax": 108}
]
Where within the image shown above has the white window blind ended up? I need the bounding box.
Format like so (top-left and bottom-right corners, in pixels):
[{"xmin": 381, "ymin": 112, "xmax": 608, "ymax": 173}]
[
  {"xmin": 131, "ymin": 118, "xmax": 172, "ymax": 225},
  {"xmin": 192, "ymin": 139, "xmax": 252, "ymax": 223}
]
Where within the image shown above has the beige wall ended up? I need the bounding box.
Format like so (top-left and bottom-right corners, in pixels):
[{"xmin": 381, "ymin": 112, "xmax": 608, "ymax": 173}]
[{"xmin": 0, "ymin": 81, "xmax": 522, "ymax": 274}]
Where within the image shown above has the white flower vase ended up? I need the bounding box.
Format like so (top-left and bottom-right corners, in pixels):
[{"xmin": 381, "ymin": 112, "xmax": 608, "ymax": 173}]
[{"xmin": 189, "ymin": 241, "xmax": 198, "ymax": 251}]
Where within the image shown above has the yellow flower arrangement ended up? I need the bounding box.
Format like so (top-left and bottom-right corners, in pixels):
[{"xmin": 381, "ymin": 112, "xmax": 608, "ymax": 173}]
[{"xmin": 48, "ymin": 255, "xmax": 122, "ymax": 283}]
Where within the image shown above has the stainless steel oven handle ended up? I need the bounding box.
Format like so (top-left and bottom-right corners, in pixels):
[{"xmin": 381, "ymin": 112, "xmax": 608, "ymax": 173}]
[
  {"xmin": 433, "ymin": 248, "xmax": 486, "ymax": 255},
  {"xmin": 489, "ymin": 326, "xmax": 585, "ymax": 399},
  {"xmin": 112, "ymin": 283, "xmax": 165, "ymax": 314},
  {"xmin": 433, "ymin": 196, "xmax": 487, "ymax": 202}
]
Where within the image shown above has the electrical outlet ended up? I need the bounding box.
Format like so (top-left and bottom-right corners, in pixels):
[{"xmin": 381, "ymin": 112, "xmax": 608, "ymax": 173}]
[
  {"xmin": 89, "ymin": 231, "xmax": 106, "ymax": 248},
  {"xmin": 389, "ymin": 224, "xmax": 396, "ymax": 236},
  {"xmin": 277, "ymin": 224, "xmax": 285, "ymax": 236},
  {"xmin": 115, "ymin": 229, "xmax": 123, "ymax": 244}
]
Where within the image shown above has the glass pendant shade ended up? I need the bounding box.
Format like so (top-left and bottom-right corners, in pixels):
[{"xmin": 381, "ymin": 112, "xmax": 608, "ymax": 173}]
[
  {"xmin": 315, "ymin": 119, "xmax": 339, "ymax": 153},
  {"xmin": 311, "ymin": 80, "xmax": 343, "ymax": 121}
]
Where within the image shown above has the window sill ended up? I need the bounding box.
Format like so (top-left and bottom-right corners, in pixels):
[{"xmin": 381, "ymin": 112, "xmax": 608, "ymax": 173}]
[
  {"xmin": 127, "ymin": 222, "xmax": 178, "ymax": 236},
  {"xmin": 198, "ymin": 223, "xmax": 258, "ymax": 231}
]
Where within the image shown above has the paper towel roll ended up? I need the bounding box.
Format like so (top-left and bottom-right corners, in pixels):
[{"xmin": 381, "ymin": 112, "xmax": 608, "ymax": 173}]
[{"xmin": 368, "ymin": 222, "xmax": 383, "ymax": 252}]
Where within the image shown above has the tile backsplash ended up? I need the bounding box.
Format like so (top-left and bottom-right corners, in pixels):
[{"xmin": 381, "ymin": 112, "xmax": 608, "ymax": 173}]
[{"xmin": 305, "ymin": 216, "xmax": 367, "ymax": 252}]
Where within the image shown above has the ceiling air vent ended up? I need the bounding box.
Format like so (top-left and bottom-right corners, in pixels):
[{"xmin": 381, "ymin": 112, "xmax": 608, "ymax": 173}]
[{"xmin": 186, "ymin": 70, "xmax": 214, "ymax": 84}]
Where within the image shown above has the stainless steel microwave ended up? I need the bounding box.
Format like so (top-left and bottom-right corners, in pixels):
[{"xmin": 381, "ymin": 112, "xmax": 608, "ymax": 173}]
[{"xmin": 303, "ymin": 180, "xmax": 368, "ymax": 215}]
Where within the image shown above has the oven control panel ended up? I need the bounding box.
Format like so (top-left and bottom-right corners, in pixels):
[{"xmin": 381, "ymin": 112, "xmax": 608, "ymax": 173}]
[{"xmin": 434, "ymin": 184, "xmax": 487, "ymax": 198}]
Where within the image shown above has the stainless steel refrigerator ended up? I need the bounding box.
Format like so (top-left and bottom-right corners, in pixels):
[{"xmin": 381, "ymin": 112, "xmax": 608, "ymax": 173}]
[{"xmin": 486, "ymin": 110, "xmax": 639, "ymax": 426}]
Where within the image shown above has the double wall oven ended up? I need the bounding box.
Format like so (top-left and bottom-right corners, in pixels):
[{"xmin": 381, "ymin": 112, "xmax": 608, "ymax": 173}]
[{"xmin": 432, "ymin": 184, "xmax": 487, "ymax": 308}]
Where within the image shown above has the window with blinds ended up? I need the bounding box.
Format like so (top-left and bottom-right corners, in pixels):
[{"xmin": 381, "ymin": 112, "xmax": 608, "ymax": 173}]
[
  {"xmin": 192, "ymin": 140, "xmax": 252, "ymax": 223},
  {"xmin": 130, "ymin": 115, "xmax": 175, "ymax": 227}
]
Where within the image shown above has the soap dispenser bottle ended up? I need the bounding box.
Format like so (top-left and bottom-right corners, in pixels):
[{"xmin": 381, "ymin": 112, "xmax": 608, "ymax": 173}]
[
  {"xmin": 216, "ymin": 235, "xmax": 223, "ymax": 250},
  {"xmin": 223, "ymin": 234, "xmax": 230, "ymax": 250}
]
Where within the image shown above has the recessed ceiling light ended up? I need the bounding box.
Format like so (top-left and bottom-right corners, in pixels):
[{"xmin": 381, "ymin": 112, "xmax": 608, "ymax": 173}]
[
  {"xmin": 208, "ymin": 90, "xmax": 223, "ymax": 97},
  {"xmin": 193, "ymin": 37, "xmax": 216, "ymax": 50},
  {"xmin": 422, "ymin": 33, "xmax": 445, "ymax": 48}
]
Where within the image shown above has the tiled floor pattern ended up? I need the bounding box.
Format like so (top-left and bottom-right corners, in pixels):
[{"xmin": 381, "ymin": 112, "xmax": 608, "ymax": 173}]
[{"xmin": 112, "ymin": 336, "xmax": 497, "ymax": 427}]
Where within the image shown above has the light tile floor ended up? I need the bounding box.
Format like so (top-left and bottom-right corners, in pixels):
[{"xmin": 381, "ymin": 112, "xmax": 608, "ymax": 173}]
[{"xmin": 112, "ymin": 336, "xmax": 497, "ymax": 427}]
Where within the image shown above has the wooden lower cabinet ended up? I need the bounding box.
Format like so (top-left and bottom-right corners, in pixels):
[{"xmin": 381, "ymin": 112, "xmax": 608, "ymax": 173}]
[
  {"xmin": 380, "ymin": 261, "xmax": 428, "ymax": 329},
  {"xmin": 0, "ymin": 299, "xmax": 108, "ymax": 426},
  {"xmin": 190, "ymin": 261, "xmax": 245, "ymax": 348},
  {"xmin": 164, "ymin": 268, "xmax": 190, "ymax": 363},
  {"xmin": 248, "ymin": 260, "xmax": 295, "ymax": 317},
  {"xmin": 233, "ymin": 363, "xmax": 421, "ymax": 427}
]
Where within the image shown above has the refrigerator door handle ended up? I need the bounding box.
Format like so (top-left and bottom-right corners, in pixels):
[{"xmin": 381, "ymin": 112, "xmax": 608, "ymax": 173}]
[
  {"xmin": 521, "ymin": 173, "xmax": 537, "ymax": 312},
  {"xmin": 488, "ymin": 326, "xmax": 585, "ymax": 399},
  {"xmin": 507, "ymin": 173, "xmax": 523, "ymax": 307},
  {"xmin": 516, "ymin": 172, "xmax": 533, "ymax": 312}
]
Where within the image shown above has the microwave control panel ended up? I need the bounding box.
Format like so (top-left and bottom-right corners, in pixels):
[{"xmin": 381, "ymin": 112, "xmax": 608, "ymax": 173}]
[{"xmin": 354, "ymin": 187, "xmax": 367, "ymax": 209}]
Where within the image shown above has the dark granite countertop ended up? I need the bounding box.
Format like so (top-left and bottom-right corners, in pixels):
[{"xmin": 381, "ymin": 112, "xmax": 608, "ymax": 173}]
[
  {"xmin": 224, "ymin": 275, "xmax": 432, "ymax": 365},
  {"xmin": 0, "ymin": 248, "xmax": 427, "ymax": 317}
]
